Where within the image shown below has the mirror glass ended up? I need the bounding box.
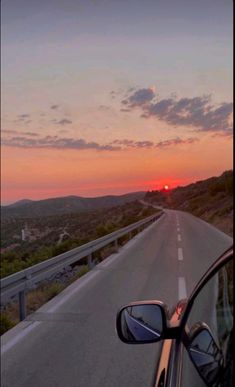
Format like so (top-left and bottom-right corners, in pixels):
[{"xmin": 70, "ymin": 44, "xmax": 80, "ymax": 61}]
[
  {"xmin": 119, "ymin": 304, "xmax": 163, "ymax": 343},
  {"xmin": 188, "ymin": 327, "xmax": 223, "ymax": 385}
]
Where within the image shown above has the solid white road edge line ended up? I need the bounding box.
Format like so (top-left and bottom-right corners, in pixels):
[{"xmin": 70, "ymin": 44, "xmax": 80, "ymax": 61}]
[
  {"xmin": 178, "ymin": 277, "xmax": 187, "ymax": 300},
  {"xmin": 1, "ymin": 270, "xmax": 99, "ymax": 355}
]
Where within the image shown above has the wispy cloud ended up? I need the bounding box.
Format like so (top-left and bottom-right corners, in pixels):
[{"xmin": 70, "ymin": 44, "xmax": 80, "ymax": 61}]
[
  {"xmin": 18, "ymin": 114, "xmax": 30, "ymax": 119},
  {"xmin": 98, "ymin": 105, "xmax": 112, "ymax": 111},
  {"xmin": 112, "ymin": 139, "xmax": 154, "ymax": 148},
  {"xmin": 2, "ymin": 129, "xmax": 39, "ymax": 137},
  {"xmin": 2, "ymin": 135, "xmax": 121, "ymax": 151},
  {"xmin": 211, "ymin": 132, "xmax": 233, "ymax": 139},
  {"xmin": 2, "ymin": 131, "xmax": 200, "ymax": 151},
  {"xmin": 120, "ymin": 108, "xmax": 131, "ymax": 113},
  {"xmin": 55, "ymin": 118, "xmax": 72, "ymax": 126},
  {"xmin": 111, "ymin": 137, "xmax": 198, "ymax": 149},
  {"xmin": 15, "ymin": 114, "xmax": 32, "ymax": 124},
  {"xmin": 122, "ymin": 88, "xmax": 233, "ymax": 134},
  {"xmin": 155, "ymin": 137, "xmax": 199, "ymax": 148},
  {"xmin": 2, "ymin": 129, "xmax": 19, "ymax": 135}
]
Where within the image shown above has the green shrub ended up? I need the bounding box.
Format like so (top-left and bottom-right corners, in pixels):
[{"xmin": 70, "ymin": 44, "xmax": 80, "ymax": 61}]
[{"xmin": 96, "ymin": 225, "xmax": 108, "ymax": 237}]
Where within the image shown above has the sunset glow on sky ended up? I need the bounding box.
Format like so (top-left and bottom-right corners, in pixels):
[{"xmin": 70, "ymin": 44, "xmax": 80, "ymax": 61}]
[{"xmin": 1, "ymin": 0, "xmax": 233, "ymax": 204}]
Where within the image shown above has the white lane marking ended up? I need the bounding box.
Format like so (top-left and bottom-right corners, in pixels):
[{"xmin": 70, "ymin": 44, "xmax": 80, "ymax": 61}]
[
  {"xmin": 47, "ymin": 271, "xmax": 99, "ymax": 313},
  {"xmin": 178, "ymin": 247, "xmax": 183, "ymax": 261},
  {"xmin": 177, "ymin": 234, "xmax": 182, "ymax": 242},
  {"xmin": 1, "ymin": 321, "xmax": 41, "ymax": 355},
  {"xmin": 178, "ymin": 277, "xmax": 187, "ymax": 300}
]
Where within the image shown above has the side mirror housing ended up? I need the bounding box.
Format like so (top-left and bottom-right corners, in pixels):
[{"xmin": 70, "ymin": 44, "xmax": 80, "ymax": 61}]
[
  {"xmin": 116, "ymin": 301, "xmax": 168, "ymax": 344},
  {"xmin": 187, "ymin": 322, "xmax": 224, "ymax": 386}
]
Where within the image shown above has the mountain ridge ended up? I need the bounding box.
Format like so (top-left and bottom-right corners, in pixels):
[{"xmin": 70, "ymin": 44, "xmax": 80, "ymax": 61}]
[{"xmin": 1, "ymin": 191, "xmax": 146, "ymax": 218}]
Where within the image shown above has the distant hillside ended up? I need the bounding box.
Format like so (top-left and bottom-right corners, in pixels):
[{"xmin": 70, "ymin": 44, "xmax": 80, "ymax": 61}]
[
  {"xmin": 145, "ymin": 170, "xmax": 233, "ymax": 236},
  {"xmin": 1, "ymin": 192, "xmax": 146, "ymax": 219},
  {"xmin": 0, "ymin": 200, "xmax": 158, "ymax": 278}
]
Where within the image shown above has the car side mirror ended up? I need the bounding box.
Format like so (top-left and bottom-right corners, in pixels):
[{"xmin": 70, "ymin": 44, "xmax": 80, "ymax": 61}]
[
  {"xmin": 187, "ymin": 322, "xmax": 224, "ymax": 386},
  {"xmin": 116, "ymin": 301, "xmax": 168, "ymax": 344}
]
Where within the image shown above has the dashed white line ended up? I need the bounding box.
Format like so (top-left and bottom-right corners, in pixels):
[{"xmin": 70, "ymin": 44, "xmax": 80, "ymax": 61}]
[
  {"xmin": 177, "ymin": 234, "xmax": 182, "ymax": 242},
  {"xmin": 178, "ymin": 247, "xmax": 183, "ymax": 261},
  {"xmin": 178, "ymin": 277, "xmax": 187, "ymax": 300}
]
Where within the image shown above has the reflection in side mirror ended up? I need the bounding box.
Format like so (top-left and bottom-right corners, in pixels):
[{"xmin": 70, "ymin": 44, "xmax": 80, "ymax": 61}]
[
  {"xmin": 187, "ymin": 323, "xmax": 224, "ymax": 386},
  {"xmin": 116, "ymin": 302, "xmax": 167, "ymax": 344}
]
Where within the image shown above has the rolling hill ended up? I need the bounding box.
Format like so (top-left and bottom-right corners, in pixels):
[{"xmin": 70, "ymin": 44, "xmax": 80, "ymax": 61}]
[
  {"xmin": 145, "ymin": 170, "xmax": 233, "ymax": 236},
  {"xmin": 1, "ymin": 192, "xmax": 146, "ymax": 219}
]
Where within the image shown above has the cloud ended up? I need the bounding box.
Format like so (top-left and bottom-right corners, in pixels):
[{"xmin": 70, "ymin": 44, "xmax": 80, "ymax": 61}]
[
  {"xmin": 99, "ymin": 105, "xmax": 112, "ymax": 111},
  {"xmin": 55, "ymin": 118, "xmax": 72, "ymax": 125},
  {"xmin": 2, "ymin": 130, "xmax": 39, "ymax": 137},
  {"xmin": 211, "ymin": 132, "xmax": 233, "ymax": 139},
  {"xmin": 111, "ymin": 139, "xmax": 154, "ymax": 148},
  {"xmin": 122, "ymin": 87, "xmax": 155, "ymax": 108},
  {"xmin": 2, "ymin": 131, "xmax": 200, "ymax": 152},
  {"xmin": 23, "ymin": 132, "xmax": 38, "ymax": 137},
  {"xmin": 111, "ymin": 137, "xmax": 198, "ymax": 149},
  {"xmin": 2, "ymin": 129, "xmax": 19, "ymax": 135},
  {"xmin": 18, "ymin": 114, "xmax": 30, "ymax": 118},
  {"xmin": 146, "ymin": 97, "xmax": 233, "ymax": 133},
  {"xmin": 2, "ymin": 135, "xmax": 121, "ymax": 151},
  {"xmin": 51, "ymin": 105, "xmax": 59, "ymax": 110},
  {"xmin": 155, "ymin": 137, "xmax": 199, "ymax": 148},
  {"xmin": 123, "ymin": 88, "xmax": 233, "ymax": 134},
  {"xmin": 120, "ymin": 108, "xmax": 131, "ymax": 112}
]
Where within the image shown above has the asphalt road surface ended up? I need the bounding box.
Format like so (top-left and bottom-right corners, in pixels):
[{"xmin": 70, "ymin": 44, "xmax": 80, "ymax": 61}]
[{"xmin": 1, "ymin": 210, "xmax": 232, "ymax": 387}]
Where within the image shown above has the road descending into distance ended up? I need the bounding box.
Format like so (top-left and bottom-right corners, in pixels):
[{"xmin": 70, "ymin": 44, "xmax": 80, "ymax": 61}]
[{"xmin": 1, "ymin": 210, "xmax": 233, "ymax": 387}]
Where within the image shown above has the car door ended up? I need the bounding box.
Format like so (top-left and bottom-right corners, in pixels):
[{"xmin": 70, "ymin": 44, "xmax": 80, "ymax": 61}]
[
  {"xmin": 116, "ymin": 247, "xmax": 233, "ymax": 387},
  {"xmin": 177, "ymin": 247, "xmax": 233, "ymax": 387}
]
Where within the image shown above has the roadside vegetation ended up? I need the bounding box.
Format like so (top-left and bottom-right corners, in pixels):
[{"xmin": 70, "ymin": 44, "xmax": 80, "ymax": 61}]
[
  {"xmin": 1, "ymin": 201, "xmax": 157, "ymax": 278},
  {"xmin": 0, "ymin": 201, "xmax": 159, "ymax": 335}
]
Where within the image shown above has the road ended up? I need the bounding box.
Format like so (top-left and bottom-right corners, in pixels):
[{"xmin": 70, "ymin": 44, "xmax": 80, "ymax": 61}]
[{"xmin": 1, "ymin": 210, "xmax": 232, "ymax": 387}]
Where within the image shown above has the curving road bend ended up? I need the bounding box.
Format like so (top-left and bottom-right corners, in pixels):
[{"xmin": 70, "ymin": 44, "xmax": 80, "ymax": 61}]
[{"xmin": 1, "ymin": 210, "xmax": 232, "ymax": 387}]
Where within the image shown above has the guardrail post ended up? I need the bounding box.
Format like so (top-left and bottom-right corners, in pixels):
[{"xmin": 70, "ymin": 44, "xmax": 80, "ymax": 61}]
[
  {"xmin": 88, "ymin": 253, "xmax": 93, "ymax": 269},
  {"xmin": 19, "ymin": 290, "xmax": 26, "ymax": 321}
]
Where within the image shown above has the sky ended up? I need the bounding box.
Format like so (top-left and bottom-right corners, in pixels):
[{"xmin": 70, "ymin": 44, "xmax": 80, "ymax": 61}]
[{"xmin": 1, "ymin": 0, "xmax": 233, "ymax": 204}]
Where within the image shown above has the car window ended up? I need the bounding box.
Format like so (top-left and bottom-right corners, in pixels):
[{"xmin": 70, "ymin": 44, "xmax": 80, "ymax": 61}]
[{"xmin": 181, "ymin": 259, "xmax": 233, "ymax": 386}]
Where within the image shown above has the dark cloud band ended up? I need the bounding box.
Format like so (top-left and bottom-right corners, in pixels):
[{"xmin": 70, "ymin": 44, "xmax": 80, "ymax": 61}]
[{"xmin": 2, "ymin": 136, "xmax": 121, "ymax": 151}]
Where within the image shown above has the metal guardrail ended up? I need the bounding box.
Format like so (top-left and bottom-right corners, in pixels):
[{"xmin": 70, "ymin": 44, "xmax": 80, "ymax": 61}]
[{"xmin": 0, "ymin": 212, "xmax": 163, "ymax": 320}]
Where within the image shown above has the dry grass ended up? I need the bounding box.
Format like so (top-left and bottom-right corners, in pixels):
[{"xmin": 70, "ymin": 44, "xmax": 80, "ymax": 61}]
[
  {"xmin": 0, "ymin": 266, "xmax": 90, "ymax": 335},
  {"xmin": 207, "ymin": 214, "xmax": 233, "ymax": 237}
]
